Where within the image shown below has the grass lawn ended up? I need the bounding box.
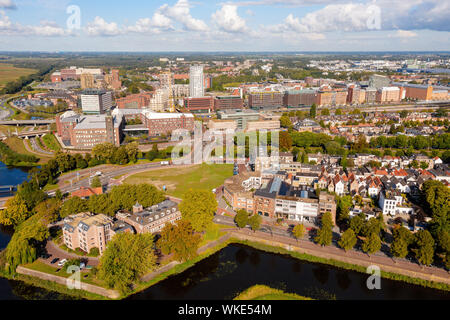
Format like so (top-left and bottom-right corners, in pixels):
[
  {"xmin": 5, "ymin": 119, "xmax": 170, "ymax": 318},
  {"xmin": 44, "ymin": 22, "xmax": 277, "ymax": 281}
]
[
  {"xmin": 4, "ymin": 137, "xmax": 52, "ymax": 164},
  {"xmin": 0, "ymin": 63, "xmax": 37, "ymax": 86},
  {"xmin": 199, "ymin": 223, "xmax": 228, "ymax": 247},
  {"xmin": 23, "ymin": 260, "xmax": 103, "ymax": 287},
  {"xmin": 123, "ymin": 163, "xmax": 234, "ymax": 199},
  {"xmin": 41, "ymin": 133, "xmax": 61, "ymax": 151},
  {"xmin": 234, "ymin": 285, "xmax": 312, "ymax": 301}
]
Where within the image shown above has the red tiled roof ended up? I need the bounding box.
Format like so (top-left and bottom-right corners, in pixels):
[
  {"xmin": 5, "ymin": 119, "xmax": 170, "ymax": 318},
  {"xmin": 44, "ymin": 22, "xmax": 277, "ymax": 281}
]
[{"xmin": 71, "ymin": 187, "xmax": 103, "ymax": 198}]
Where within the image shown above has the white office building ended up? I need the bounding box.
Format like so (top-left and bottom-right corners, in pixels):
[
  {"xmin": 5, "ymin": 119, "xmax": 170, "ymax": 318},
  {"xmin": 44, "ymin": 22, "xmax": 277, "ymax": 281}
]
[
  {"xmin": 80, "ymin": 90, "xmax": 113, "ymax": 115},
  {"xmin": 189, "ymin": 65, "xmax": 204, "ymax": 98}
]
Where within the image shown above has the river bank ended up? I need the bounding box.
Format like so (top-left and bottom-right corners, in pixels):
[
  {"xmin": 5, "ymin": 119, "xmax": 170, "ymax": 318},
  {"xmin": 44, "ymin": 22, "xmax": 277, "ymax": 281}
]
[{"xmin": 1, "ymin": 233, "xmax": 449, "ymax": 300}]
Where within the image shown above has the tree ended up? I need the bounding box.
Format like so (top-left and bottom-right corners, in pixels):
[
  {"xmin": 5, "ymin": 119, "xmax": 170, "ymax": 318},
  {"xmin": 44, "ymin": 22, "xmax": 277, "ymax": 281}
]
[
  {"xmin": 98, "ymin": 233, "xmax": 157, "ymax": 294},
  {"xmin": 4, "ymin": 211, "xmax": 51, "ymax": 274},
  {"xmin": 125, "ymin": 142, "xmax": 139, "ymax": 163},
  {"xmin": 315, "ymin": 212, "xmax": 333, "ymax": 246},
  {"xmin": 414, "ymin": 230, "xmax": 435, "ymax": 266},
  {"xmin": 34, "ymin": 198, "xmax": 60, "ymax": 224},
  {"xmin": 391, "ymin": 238, "xmax": 409, "ymax": 259},
  {"xmin": 179, "ymin": 190, "xmax": 218, "ymax": 232},
  {"xmin": 292, "ymin": 224, "xmax": 306, "ymax": 242},
  {"xmin": 321, "ymin": 108, "xmax": 330, "ymax": 116},
  {"xmin": 0, "ymin": 196, "xmax": 29, "ymax": 226},
  {"xmin": 158, "ymin": 220, "xmax": 202, "ymax": 262},
  {"xmin": 280, "ymin": 115, "xmax": 293, "ymax": 129},
  {"xmin": 349, "ymin": 214, "xmax": 365, "ymax": 235},
  {"xmin": 92, "ymin": 143, "xmax": 116, "ymax": 163},
  {"xmin": 309, "ymin": 104, "xmax": 317, "ymax": 119},
  {"xmin": 279, "ymin": 131, "xmax": 293, "ymax": 152},
  {"xmin": 146, "ymin": 144, "xmax": 160, "ymax": 161},
  {"xmin": 338, "ymin": 229, "xmax": 357, "ymax": 251},
  {"xmin": 422, "ymin": 180, "xmax": 450, "ymax": 234},
  {"xmin": 362, "ymin": 232, "xmax": 382, "ymax": 255},
  {"xmin": 235, "ymin": 210, "xmax": 250, "ymax": 229},
  {"xmin": 248, "ymin": 214, "xmax": 262, "ymax": 232},
  {"xmin": 91, "ymin": 176, "xmax": 102, "ymax": 188},
  {"xmin": 60, "ymin": 196, "xmax": 88, "ymax": 218}
]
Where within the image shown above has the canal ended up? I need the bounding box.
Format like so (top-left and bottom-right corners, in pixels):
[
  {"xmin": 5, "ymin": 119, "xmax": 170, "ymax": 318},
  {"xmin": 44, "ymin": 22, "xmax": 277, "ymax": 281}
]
[{"xmin": 127, "ymin": 243, "xmax": 449, "ymax": 301}]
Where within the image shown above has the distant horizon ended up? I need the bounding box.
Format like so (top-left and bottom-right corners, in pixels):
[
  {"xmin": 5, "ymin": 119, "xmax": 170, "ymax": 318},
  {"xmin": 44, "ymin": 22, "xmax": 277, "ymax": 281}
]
[
  {"xmin": 1, "ymin": 1, "xmax": 449, "ymax": 52},
  {"xmin": 1, "ymin": 51, "xmax": 450, "ymax": 55}
]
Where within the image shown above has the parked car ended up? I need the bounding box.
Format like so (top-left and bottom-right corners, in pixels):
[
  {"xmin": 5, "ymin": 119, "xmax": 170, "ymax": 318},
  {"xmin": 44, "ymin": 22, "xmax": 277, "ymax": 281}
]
[
  {"xmin": 57, "ymin": 259, "xmax": 67, "ymax": 267},
  {"xmin": 79, "ymin": 263, "xmax": 86, "ymax": 270},
  {"xmin": 50, "ymin": 258, "xmax": 59, "ymax": 265}
]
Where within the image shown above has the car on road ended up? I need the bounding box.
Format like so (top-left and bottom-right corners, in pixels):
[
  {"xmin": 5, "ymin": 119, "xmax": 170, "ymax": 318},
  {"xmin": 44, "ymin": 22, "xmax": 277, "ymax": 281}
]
[
  {"xmin": 57, "ymin": 259, "xmax": 67, "ymax": 267},
  {"xmin": 50, "ymin": 258, "xmax": 59, "ymax": 265}
]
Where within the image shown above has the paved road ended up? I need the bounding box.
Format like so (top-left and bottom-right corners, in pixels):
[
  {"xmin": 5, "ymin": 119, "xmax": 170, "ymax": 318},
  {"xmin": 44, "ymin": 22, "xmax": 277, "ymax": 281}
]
[
  {"xmin": 30, "ymin": 137, "xmax": 54, "ymax": 155},
  {"xmin": 44, "ymin": 240, "xmax": 99, "ymax": 267},
  {"xmin": 53, "ymin": 162, "xmax": 174, "ymax": 195},
  {"xmin": 213, "ymin": 215, "xmax": 417, "ymax": 264}
]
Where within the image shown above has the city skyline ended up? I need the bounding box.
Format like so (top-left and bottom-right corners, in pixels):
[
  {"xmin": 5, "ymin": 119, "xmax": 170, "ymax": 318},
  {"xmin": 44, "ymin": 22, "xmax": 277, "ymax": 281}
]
[{"xmin": 0, "ymin": 0, "xmax": 449, "ymax": 52}]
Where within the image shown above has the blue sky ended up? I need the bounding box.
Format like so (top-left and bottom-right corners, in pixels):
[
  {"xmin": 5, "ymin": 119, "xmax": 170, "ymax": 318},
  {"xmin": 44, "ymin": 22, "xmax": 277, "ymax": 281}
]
[{"xmin": 0, "ymin": 0, "xmax": 449, "ymax": 51}]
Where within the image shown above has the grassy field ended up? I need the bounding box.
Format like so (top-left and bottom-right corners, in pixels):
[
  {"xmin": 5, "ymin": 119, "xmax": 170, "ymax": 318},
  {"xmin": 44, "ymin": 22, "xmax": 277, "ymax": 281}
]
[
  {"xmin": 0, "ymin": 63, "xmax": 37, "ymax": 87},
  {"xmin": 41, "ymin": 133, "xmax": 61, "ymax": 151},
  {"xmin": 3, "ymin": 137, "xmax": 52, "ymax": 164},
  {"xmin": 234, "ymin": 285, "xmax": 312, "ymax": 301},
  {"xmin": 123, "ymin": 163, "xmax": 234, "ymax": 198}
]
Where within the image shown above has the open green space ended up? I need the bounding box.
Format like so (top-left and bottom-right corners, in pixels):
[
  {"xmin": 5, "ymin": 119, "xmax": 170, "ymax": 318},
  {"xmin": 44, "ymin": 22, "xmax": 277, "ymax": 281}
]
[
  {"xmin": 0, "ymin": 64, "xmax": 37, "ymax": 86},
  {"xmin": 4, "ymin": 137, "xmax": 52, "ymax": 164},
  {"xmin": 123, "ymin": 163, "xmax": 234, "ymax": 198},
  {"xmin": 234, "ymin": 285, "xmax": 313, "ymax": 300}
]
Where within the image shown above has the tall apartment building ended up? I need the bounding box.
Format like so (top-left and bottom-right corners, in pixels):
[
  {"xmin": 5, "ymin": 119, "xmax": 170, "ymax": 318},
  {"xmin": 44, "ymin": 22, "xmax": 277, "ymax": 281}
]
[
  {"xmin": 189, "ymin": 65, "xmax": 205, "ymax": 98},
  {"xmin": 172, "ymin": 84, "xmax": 190, "ymax": 98},
  {"xmin": 80, "ymin": 73, "xmax": 95, "ymax": 89},
  {"xmin": 56, "ymin": 111, "xmax": 123, "ymax": 148},
  {"xmin": 111, "ymin": 69, "xmax": 122, "ymax": 90},
  {"xmin": 149, "ymin": 88, "xmax": 169, "ymax": 112},
  {"xmin": 248, "ymin": 91, "xmax": 283, "ymax": 110},
  {"xmin": 160, "ymin": 71, "xmax": 174, "ymax": 88},
  {"xmin": 80, "ymin": 89, "xmax": 113, "ymax": 115}
]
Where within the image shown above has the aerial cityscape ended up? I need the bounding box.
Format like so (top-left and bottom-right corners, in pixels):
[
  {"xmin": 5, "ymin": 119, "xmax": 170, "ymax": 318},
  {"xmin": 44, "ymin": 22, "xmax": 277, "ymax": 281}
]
[{"xmin": 0, "ymin": 0, "xmax": 449, "ymax": 311}]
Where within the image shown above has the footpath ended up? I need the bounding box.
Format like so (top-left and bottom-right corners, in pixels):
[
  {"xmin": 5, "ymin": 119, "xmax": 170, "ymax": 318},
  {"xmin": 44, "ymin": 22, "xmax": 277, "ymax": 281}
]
[{"xmin": 228, "ymin": 229, "xmax": 450, "ymax": 286}]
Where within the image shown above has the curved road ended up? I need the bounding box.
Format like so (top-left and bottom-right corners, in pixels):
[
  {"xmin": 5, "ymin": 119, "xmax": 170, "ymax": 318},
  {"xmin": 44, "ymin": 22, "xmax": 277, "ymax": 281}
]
[{"xmin": 52, "ymin": 162, "xmax": 174, "ymax": 195}]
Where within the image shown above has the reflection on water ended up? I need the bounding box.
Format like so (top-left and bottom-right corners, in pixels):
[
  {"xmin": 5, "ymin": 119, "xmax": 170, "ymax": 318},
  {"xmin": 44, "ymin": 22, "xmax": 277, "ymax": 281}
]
[{"xmin": 128, "ymin": 244, "xmax": 450, "ymax": 301}]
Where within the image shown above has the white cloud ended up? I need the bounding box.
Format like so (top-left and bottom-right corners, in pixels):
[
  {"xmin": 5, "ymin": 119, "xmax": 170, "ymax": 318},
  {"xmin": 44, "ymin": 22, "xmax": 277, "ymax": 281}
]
[
  {"xmin": 0, "ymin": 10, "xmax": 67, "ymax": 36},
  {"xmin": 157, "ymin": 0, "xmax": 208, "ymax": 32},
  {"xmin": 30, "ymin": 21, "xmax": 67, "ymax": 36},
  {"xmin": 0, "ymin": 10, "xmax": 12, "ymax": 29},
  {"xmin": 85, "ymin": 17, "xmax": 122, "ymax": 36},
  {"xmin": 128, "ymin": 13, "xmax": 174, "ymax": 33},
  {"xmin": 0, "ymin": 0, "xmax": 15, "ymax": 10},
  {"xmin": 212, "ymin": 5, "xmax": 248, "ymax": 33},
  {"xmin": 270, "ymin": 1, "xmax": 450, "ymax": 34}
]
